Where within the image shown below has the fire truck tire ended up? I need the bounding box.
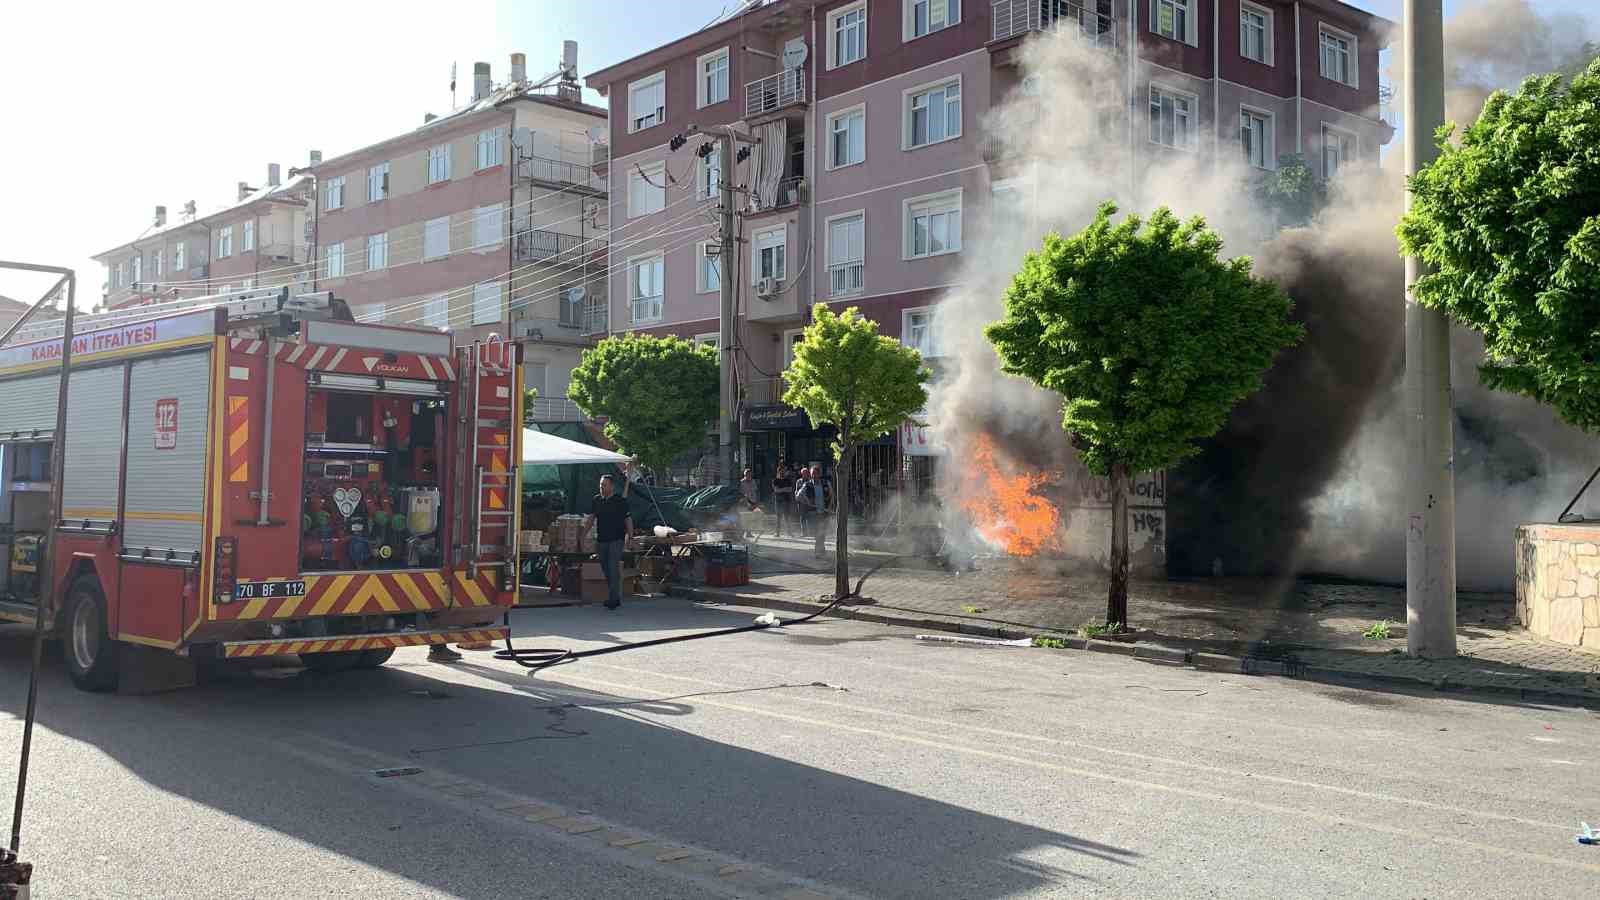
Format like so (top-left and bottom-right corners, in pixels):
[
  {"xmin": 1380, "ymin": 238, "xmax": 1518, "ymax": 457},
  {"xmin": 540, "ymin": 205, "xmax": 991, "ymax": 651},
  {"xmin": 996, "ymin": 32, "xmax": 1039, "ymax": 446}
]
[
  {"xmin": 354, "ymin": 647, "xmax": 395, "ymax": 668},
  {"xmin": 299, "ymin": 650, "xmax": 360, "ymax": 673},
  {"xmin": 64, "ymin": 575, "xmax": 118, "ymax": 692}
]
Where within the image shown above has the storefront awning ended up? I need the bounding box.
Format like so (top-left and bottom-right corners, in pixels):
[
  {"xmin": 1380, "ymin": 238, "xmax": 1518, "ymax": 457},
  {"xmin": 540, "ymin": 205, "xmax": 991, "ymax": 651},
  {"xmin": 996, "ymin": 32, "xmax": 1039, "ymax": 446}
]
[{"xmin": 522, "ymin": 428, "xmax": 630, "ymax": 465}]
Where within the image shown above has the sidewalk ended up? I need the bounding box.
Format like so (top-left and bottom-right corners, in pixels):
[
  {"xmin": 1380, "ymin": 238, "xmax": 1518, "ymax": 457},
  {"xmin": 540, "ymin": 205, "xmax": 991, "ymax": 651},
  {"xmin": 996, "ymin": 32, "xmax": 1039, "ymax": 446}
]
[{"xmin": 678, "ymin": 536, "xmax": 1600, "ymax": 705}]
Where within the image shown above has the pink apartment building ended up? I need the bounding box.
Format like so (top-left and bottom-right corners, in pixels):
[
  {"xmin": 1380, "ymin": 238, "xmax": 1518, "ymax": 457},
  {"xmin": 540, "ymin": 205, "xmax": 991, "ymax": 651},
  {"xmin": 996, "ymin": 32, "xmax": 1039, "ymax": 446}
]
[{"xmin": 587, "ymin": 0, "xmax": 1392, "ymax": 497}]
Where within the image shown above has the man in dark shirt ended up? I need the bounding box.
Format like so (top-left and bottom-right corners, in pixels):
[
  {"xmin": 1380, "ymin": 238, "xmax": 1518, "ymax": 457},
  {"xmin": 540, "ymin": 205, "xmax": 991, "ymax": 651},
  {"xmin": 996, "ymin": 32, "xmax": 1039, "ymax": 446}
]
[
  {"xmin": 771, "ymin": 464, "xmax": 794, "ymax": 536},
  {"xmin": 584, "ymin": 473, "xmax": 633, "ymax": 610}
]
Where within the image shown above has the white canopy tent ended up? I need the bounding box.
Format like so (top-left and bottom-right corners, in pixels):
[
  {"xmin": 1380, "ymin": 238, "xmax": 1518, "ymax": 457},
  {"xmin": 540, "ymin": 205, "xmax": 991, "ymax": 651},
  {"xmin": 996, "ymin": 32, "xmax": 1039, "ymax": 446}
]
[{"xmin": 521, "ymin": 428, "xmax": 629, "ymax": 466}]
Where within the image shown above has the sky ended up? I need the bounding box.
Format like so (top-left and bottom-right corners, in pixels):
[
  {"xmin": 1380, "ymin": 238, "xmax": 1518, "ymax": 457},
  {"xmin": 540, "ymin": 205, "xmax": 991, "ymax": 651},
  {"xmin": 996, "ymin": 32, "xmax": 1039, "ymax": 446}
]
[{"xmin": 0, "ymin": 0, "xmax": 1595, "ymax": 305}]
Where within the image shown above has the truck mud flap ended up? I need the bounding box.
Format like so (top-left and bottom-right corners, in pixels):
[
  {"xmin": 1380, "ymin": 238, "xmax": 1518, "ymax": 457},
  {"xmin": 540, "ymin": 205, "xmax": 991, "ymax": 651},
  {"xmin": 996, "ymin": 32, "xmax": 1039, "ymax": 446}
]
[{"xmin": 220, "ymin": 626, "xmax": 508, "ymax": 659}]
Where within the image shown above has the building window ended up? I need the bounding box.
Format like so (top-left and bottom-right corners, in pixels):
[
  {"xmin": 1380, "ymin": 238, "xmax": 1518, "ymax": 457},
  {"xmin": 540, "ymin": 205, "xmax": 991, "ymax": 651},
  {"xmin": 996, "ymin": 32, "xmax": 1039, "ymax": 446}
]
[
  {"xmin": 423, "ymin": 294, "xmax": 450, "ymax": 329},
  {"xmin": 242, "ymin": 220, "xmax": 255, "ymax": 253},
  {"xmin": 367, "ymin": 232, "xmax": 389, "ymax": 271},
  {"xmin": 903, "ymin": 306, "xmax": 938, "ymax": 357},
  {"xmin": 1241, "ymin": 3, "xmax": 1273, "ymax": 65},
  {"xmin": 153, "ymin": 249, "xmax": 163, "ymax": 278},
  {"xmin": 698, "ymin": 49, "xmax": 729, "ymax": 108},
  {"xmin": 1320, "ymin": 25, "xmax": 1356, "ymax": 87},
  {"xmin": 698, "ymin": 144, "xmax": 722, "ymax": 200},
  {"xmin": 424, "ymin": 216, "xmax": 451, "ymax": 260},
  {"xmin": 629, "ymin": 254, "xmax": 664, "ymax": 323},
  {"xmin": 828, "ymin": 105, "xmax": 866, "ymax": 168},
  {"xmin": 905, "ymin": 78, "xmax": 961, "ymax": 149},
  {"xmin": 829, "ymin": 3, "xmax": 867, "ymax": 68},
  {"xmin": 368, "ymin": 161, "xmax": 390, "ymax": 202},
  {"xmin": 1241, "ymin": 108, "xmax": 1274, "ymax": 169},
  {"xmin": 478, "ymin": 126, "xmax": 505, "ymax": 170},
  {"xmin": 325, "ymin": 242, "xmax": 345, "ymax": 278},
  {"xmin": 826, "ymin": 212, "xmax": 865, "ymax": 297},
  {"xmin": 324, "ymin": 175, "xmax": 345, "ymax": 211},
  {"xmin": 753, "ymin": 227, "xmax": 787, "ymax": 282},
  {"xmin": 473, "ymin": 203, "xmax": 504, "ymax": 249},
  {"xmin": 1153, "ymin": 0, "xmax": 1194, "ymax": 44},
  {"xmin": 174, "ymin": 243, "xmax": 185, "ymax": 272},
  {"xmin": 559, "ymin": 287, "xmax": 584, "ymax": 326},
  {"xmin": 697, "ymin": 241, "xmax": 721, "ymax": 294},
  {"xmin": 628, "ymin": 72, "xmax": 666, "ymax": 133},
  {"xmin": 1149, "ymin": 85, "xmax": 1196, "ymax": 150},
  {"xmin": 905, "ymin": 0, "xmax": 959, "ymax": 40},
  {"xmin": 217, "ymin": 226, "xmax": 234, "ymax": 259},
  {"xmin": 904, "ymin": 189, "xmax": 962, "ymax": 259},
  {"xmin": 694, "ymin": 333, "xmax": 720, "ymax": 352},
  {"xmin": 428, "ymin": 143, "xmax": 452, "ymax": 184},
  {"xmin": 1322, "ymin": 124, "xmax": 1356, "ymax": 178},
  {"xmin": 628, "ymin": 162, "xmax": 666, "ymax": 217},
  {"xmin": 473, "ymin": 280, "xmax": 502, "ymax": 326}
]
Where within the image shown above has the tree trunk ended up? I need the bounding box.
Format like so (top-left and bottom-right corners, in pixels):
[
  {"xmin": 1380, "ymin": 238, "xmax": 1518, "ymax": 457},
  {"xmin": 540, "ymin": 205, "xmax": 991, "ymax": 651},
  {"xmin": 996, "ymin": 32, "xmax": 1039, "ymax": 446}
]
[
  {"xmin": 1107, "ymin": 460, "xmax": 1130, "ymax": 630},
  {"xmin": 835, "ymin": 444, "xmax": 852, "ymax": 599}
]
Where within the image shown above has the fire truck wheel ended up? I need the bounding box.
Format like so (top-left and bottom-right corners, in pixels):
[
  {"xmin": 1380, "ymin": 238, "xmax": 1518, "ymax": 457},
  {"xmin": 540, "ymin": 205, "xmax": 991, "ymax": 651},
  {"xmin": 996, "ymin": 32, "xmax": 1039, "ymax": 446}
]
[
  {"xmin": 354, "ymin": 647, "xmax": 395, "ymax": 668},
  {"xmin": 65, "ymin": 575, "xmax": 118, "ymax": 692},
  {"xmin": 299, "ymin": 651, "xmax": 360, "ymax": 673}
]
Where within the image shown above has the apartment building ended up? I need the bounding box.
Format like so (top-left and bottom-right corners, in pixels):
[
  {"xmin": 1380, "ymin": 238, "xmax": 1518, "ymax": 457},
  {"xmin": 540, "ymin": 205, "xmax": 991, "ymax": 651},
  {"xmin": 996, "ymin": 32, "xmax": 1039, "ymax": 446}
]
[
  {"xmin": 308, "ymin": 51, "xmax": 608, "ymax": 415},
  {"xmin": 590, "ymin": 0, "xmax": 1391, "ymax": 497},
  {"xmin": 0, "ymin": 296, "xmax": 28, "ymax": 334},
  {"xmin": 93, "ymin": 167, "xmax": 314, "ymax": 311}
]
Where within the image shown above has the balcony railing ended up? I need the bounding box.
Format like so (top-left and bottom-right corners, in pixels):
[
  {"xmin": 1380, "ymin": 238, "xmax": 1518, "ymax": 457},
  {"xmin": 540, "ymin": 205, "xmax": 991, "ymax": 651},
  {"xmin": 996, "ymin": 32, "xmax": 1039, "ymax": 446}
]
[
  {"xmin": 519, "ymin": 154, "xmax": 603, "ymax": 191},
  {"xmin": 514, "ymin": 228, "xmax": 605, "ymax": 266},
  {"xmin": 828, "ymin": 261, "xmax": 864, "ymax": 297},
  {"xmin": 526, "ymin": 396, "xmax": 588, "ymax": 423},
  {"xmin": 581, "ymin": 302, "xmax": 608, "ymax": 336},
  {"xmin": 992, "ymin": 0, "xmax": 1116, "ymax": 49},
  {"xmin": 753, "ymin": 176, "xmax": 806, "ymax": 212},
  {"xmin": 745, "ymin": 68, "xmax": 806, "ymax": 118}
]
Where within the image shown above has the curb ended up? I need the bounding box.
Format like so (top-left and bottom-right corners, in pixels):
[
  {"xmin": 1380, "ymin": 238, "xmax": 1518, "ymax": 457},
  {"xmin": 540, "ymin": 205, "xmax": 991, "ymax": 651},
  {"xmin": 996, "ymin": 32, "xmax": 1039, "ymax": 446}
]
[{"xmin": 677, "ymin": 586, "xmax": 1599, "ymax": 709}]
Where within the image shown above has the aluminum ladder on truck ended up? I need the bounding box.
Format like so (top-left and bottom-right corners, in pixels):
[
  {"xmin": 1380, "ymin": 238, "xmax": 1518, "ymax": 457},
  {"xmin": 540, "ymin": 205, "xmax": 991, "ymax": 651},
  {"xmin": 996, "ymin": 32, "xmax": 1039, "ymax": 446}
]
[
  {"xmin": 463, "ymin": 335, "xmax": 517, "ymax": 578},
  {"xmin": 4, "ymin": 286, "xmax": 343, "ymax": 345}
]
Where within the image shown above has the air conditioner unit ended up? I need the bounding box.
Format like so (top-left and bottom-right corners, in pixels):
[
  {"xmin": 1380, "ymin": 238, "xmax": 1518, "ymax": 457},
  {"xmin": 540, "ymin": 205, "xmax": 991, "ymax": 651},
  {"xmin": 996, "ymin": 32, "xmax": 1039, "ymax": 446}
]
[
  {"xmin": 270, "ymin": 254, "xmax": 291, "ymax": 263},
  {"xmin": 756, "ymin": 277, "xmax": 780, "ymax": 298}
]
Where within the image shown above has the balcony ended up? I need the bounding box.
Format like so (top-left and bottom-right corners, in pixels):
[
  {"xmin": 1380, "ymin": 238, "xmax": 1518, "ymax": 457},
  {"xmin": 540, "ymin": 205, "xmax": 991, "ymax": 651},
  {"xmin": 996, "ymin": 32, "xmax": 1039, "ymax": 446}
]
[
  {"xmin": 827, "ymin": 261, "xmax": 864, "ymax": 297},
  {"xmin": 992, "ymin": 0, "xmax": 1116, "ymax": 49},
  {"xmin": 580, "ymin": 301, "xmax": 608, "ymax": 336},
  {"xmin": 519, "ymin": 154, "xmax": 604, "ymax": 194},
  {"xmin": 526, "ymin": 396, "xmax": 588, "ymax": 423},
  {"xmin": 514, "ymin": 228, "xmax": 605, "ymax": 267},
  {"xmin": 745, "ymin": 68, "xmax": 806, "ymax": 119},
  {"xmin": 752, "ymin": 176, "xmax": 807, "ymax": 213}
]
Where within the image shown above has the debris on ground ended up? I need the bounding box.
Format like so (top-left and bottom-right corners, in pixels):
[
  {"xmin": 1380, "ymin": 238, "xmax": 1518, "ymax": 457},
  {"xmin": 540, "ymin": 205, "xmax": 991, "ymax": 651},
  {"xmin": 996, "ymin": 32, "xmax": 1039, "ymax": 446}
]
[{"xmin": 1579, "ymin": 822, "xmax": 1598, "ymax": 846}]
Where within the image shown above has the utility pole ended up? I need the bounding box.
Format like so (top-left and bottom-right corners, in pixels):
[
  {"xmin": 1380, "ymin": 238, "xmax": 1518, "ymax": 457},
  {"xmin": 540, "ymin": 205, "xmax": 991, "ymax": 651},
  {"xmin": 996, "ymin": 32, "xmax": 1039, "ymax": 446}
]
[{"xmin": 1403, "ymin": 0, "xmax": 1456, "ymax": 657}]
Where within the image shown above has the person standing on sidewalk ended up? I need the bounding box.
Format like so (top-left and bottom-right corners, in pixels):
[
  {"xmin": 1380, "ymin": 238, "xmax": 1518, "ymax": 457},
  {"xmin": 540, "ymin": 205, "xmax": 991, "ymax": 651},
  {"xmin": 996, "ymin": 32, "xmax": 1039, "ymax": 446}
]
[
  {"xmin": 771, "ymin": 463, "xmax": 794, "ymax": 537},
  {"xmin": 795, "ymin": 467, "xmax": 816, "ymax": 542},
  {"xmin": 584, "ymin": 473, "xmax": 633, "ymax": 610},
  {"xmin": 807, "ymin": 468, "xmax": 828, "ymax": 559}
]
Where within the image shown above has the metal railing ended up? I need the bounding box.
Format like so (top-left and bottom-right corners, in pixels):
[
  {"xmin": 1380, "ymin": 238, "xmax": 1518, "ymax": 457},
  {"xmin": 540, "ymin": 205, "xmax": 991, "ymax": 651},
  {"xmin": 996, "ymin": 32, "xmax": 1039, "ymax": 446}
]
[
  {"xmin": 514, "ymin": 228, "xmax": 604, "ymax": 266},
  {"xmin": 992, "ymin": 0, "xmax": 1116, "ymax": 49},
  {"xmin": 745, "ymin": 68, "xmax": 806, "ymax": 117},
  {"xmin": 755, "ymin": 176, "xmax": 806, "ymax": 212},
  {"xmin": 828, "ymin": 261, "xmax": 864, "ymax": 296},
  {"xmin": 630, "ymin": 296, "xmax": 662, "ymax": 325},
  {"xmin": 581, "ymin": 302, "xmax": 608, "ymax": 335},
  {"xmin": 519, "ymin": 154, "xmax": 603, "ymax": 191},
  {"xmin": 526, "ymin": 396, "xmax": 587, "ymax": 423}
]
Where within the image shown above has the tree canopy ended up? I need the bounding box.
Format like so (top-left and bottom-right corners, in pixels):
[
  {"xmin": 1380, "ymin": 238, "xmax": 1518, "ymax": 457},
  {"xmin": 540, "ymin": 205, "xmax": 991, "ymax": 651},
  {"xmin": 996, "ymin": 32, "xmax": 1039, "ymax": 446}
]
[
  {"xmin": 567, "ymin": 334, "xmax": 718, "ymax": 472},
  {"xmin": 1254, "ymin": 153, "xmax": 1328, "ymax": 229},
  {"xmin": 1397, "ymin": 59, "xmax": 1600, "ymax": 430}
]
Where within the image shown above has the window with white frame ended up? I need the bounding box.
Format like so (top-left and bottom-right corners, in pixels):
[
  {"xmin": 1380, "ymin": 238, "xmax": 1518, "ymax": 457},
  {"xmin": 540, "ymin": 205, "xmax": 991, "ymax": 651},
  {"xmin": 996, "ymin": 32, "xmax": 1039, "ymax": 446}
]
[
  {"xmin": 422, "ymin": 215, "xmax": 451, "ymax": 260},
  {"xmin": 628, "ymin": 162, "xmax": 666, "ymax": 217},
  {"xmin": 174, "ymin": 242, "xmax": 185, "ymax": 272},
  {"xmin": 1322, "ymin": 125, "xmax": 1356, "ymax": 178},
  {"xmin": 829, "ymin": 3, "xmax": 866, "ymax": 68},
  {"xmin": 473, "ymin": 280, "xmax": 502, "ymax": 326},
  {"xmin": 697, "ymin": 241, "xmax": 721, "ymax": 294},
  {"xmin": 628, "ymin": 72, "xmax": 666, "ymax": 132},
  {"xmin": 1320, "ymin": 25, "xmax": 1356, "ymax": 86},
  {"xmin": 903, "ymin": 306, "xmax": 938, "ymax": 357},
  {"xmin": 428, "ymin": 143, "xmax": 452, "ymax": 184},
  {"xmin": 990, "ymin": 178, "xmax": 1030, "ymax": 220},
  {"xmin": 1149, "ymin": 85, "xmax": 1196, "ymax": 149},
  {"xmin": 698, "ymin": 145, "xmax": 722, "ymax": 200},
  {"xmin": 906, "ymin": 79, "xmax": 961, "ymax": 149},
  {"xmin": 368, "ymin": 161, "xmax": 390, "ymax": 201},
  {"xmin": 473, "ymin": 203, "xmax": 504, "ymax": 249},
  {"xmin": 559, "ymin": 287, "xmax": 584, "ymax": 326},
  {"xmin": 324, "ymin": 175, "xmax": 345, "ymax": 210},
  {"xmin": 153, "ymin": 249, "xmax": 163, "ymax": 278},
  {"xmin": 524, "ymin": 362, "xmax": 549, "ymax": 397},
  {"xmin": 698, "ymin": 49, "xmax": 729, "ymax": 108},
  {"xmin": 478, "ymin": 127, "xmax": 505, "ymax": 169},
  {"xmin": 1241, "ymin": 108, "xmax": 1274, "ymax": 169},
  {"xmin": 242, "ymin": 277, "xmax": 255, "ymax": 290},
  {"xmin": 904, "ymin": 189, "xmax": 962, "ymax": 259},
  {"xmin": 423, "ymin": 294, "xmax": 450, "ymax": 329},
  {"xmin": 827, "ymin": 212, "xmax": 865, "ymax": 297},
  {"xmin": 131, "ymin": 254, "xmax": 142, "ymax": 286},
  {"xmin": 905, "ymin": 0, "xmax": 959, "ymax": 40},
  {"xmin": 325, "ymin": 241, "xmax": 345, "ymax": 278},
  {"xmin": 1240, "ymin": 2, "xmax": 1273, "ymax": 64},
  {"xmin": 1153, "ymin": 0, "xmax": 1195, "ymax": 44},
  {"xmin": 695, "ymin": 333, "xmax": 720, "ymax": 352},
  {"xmin": 364, "ymin": 302, "xmax": 387, "ymax": 323},
  {"xmin": 217, "ymin": 226, "xmax": 233, "ymax": 258},
  {"xmin": 753, "ymin": 227, "xmax": 786, "ymax": 283},
  {"xmin": 829, "ymin": 105, "xmax": 866, "ymax": 168},
  {"xmin": 367, "ymin": 232, "xmax": 389, "ymax": 271},
  {"xmin": 629, "ymin": 254, "xmax": 664, "ymax": 323},
  {"xmin": 242, "ymin": 220, "xmax": 254, "ymax": 252}
]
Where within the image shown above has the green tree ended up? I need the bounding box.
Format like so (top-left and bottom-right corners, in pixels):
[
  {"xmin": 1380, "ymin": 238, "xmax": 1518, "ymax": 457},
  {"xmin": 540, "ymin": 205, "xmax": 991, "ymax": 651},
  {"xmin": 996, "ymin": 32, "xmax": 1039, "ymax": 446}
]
[
  {"xmin": 986, "ymin": 204, "xmax": 1303, "ymax": 628},
  {"xmin": 1398, "ymin": 60, "xmax": 1600, "ymax": 430},
  {"xmin": 1254, "ymin": 153, "xmax": 1328, "ymax": 228},
  {"xmin": 523, "ymin": 387, "xmax": 539, "ymax": 427},
  {"xmin": 783, "ymin": 305, "xmax": 929, "ymax": 599},
  {"xmin": 567, "ymin": 334, "xmax": 718, "ymax": 473}
]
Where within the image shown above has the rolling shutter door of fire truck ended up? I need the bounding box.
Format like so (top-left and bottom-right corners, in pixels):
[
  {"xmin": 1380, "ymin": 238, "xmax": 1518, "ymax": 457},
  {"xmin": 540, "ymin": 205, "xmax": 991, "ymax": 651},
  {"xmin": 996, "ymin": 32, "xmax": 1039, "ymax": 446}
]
[
  {"xmin": 123, "ymin": 350, "xmax": 212, "ymax": 557},
  {"xmin": 60, "ymin": 365, "xmax": 127, "ymax": 522},
  {"xmin": 0, "ymin": 373, "xmax": 62, "ymax": 439}
]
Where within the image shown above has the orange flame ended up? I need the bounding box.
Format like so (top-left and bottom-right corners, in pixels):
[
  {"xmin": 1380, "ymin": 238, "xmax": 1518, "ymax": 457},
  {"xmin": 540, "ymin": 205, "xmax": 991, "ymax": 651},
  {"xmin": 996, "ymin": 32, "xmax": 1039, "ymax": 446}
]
[{"xmin": 957, "ymin": 434, "xmax": 1063, "ymax": 556}]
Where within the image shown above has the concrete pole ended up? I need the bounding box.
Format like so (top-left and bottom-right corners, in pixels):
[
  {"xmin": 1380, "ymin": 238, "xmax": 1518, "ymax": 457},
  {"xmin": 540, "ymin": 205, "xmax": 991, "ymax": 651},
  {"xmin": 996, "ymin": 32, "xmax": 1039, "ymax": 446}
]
[
  {"xmin": 1403, "ymin": 0, "xmax": 1456, "ymax": 657},
  {"xmin": 717, "ymin": 132, "xmax": 737, "ymax": 488}
]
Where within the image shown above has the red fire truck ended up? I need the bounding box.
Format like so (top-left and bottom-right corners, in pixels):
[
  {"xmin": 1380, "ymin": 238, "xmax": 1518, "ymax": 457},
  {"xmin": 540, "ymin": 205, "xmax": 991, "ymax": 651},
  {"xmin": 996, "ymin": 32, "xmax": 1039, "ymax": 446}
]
[{"xmin": 0, "ymin": 286, "xmax": 523, "ymax": 690}]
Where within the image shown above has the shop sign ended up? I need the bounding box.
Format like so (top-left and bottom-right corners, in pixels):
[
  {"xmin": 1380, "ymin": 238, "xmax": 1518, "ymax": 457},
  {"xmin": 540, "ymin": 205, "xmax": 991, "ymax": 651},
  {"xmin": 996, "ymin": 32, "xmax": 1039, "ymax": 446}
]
[{"xmin": 743, "ymin": 404, "xmax": 810, "ymax": 431}]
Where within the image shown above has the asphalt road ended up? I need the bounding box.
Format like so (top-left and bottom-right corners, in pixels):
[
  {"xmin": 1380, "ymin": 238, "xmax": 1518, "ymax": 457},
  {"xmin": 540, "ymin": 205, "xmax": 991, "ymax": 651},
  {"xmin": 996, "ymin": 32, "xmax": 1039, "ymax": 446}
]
[{"xmin": 3, "ymin": 599, "xmax": 1599, "ymax": 898}]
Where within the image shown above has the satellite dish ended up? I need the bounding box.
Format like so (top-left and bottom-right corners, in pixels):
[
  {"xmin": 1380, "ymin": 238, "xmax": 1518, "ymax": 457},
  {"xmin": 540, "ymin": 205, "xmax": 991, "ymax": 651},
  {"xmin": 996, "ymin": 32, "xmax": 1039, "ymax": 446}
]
[
  {"xmin": 782, "ymin": 38, "xmax": 808, "ymax": 70},
  {"xmin": 569, "ymin": 286, "xmax": 586, "ymax": 301}
]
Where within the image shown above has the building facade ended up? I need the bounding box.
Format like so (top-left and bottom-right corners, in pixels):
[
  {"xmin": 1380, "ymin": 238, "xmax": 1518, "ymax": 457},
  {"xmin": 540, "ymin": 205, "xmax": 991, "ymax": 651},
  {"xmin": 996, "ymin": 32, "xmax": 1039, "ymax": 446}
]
[{"xmin": 587, "ymin": 0, "xmax": 1392, "ymax": 501}]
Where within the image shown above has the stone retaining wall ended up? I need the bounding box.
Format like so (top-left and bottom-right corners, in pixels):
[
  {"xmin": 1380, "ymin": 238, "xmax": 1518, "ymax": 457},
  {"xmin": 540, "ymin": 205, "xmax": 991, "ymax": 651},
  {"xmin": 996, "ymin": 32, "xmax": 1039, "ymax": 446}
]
[{"xmin": 1515, "ymin": 523, "xmax": 1600, "ymax": 650}]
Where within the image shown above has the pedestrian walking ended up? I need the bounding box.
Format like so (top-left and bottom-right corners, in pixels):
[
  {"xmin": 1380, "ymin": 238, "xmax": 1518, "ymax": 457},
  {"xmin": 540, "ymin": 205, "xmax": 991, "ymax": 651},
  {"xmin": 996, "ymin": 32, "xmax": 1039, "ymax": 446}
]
[
  {"xmin": 771, "ymin": 463, "xmax": 794, "ymax": 536},
  {"xmin": 584, "ymin": 473, "xmax": 633, "ymax": 610},
  {"xmin": 740, "ymin": 467, "xmax": 758, "ymax": 505},
  {"xmin": 795, "ymin": 467, "xmax": 818, "ymax": 544}
]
